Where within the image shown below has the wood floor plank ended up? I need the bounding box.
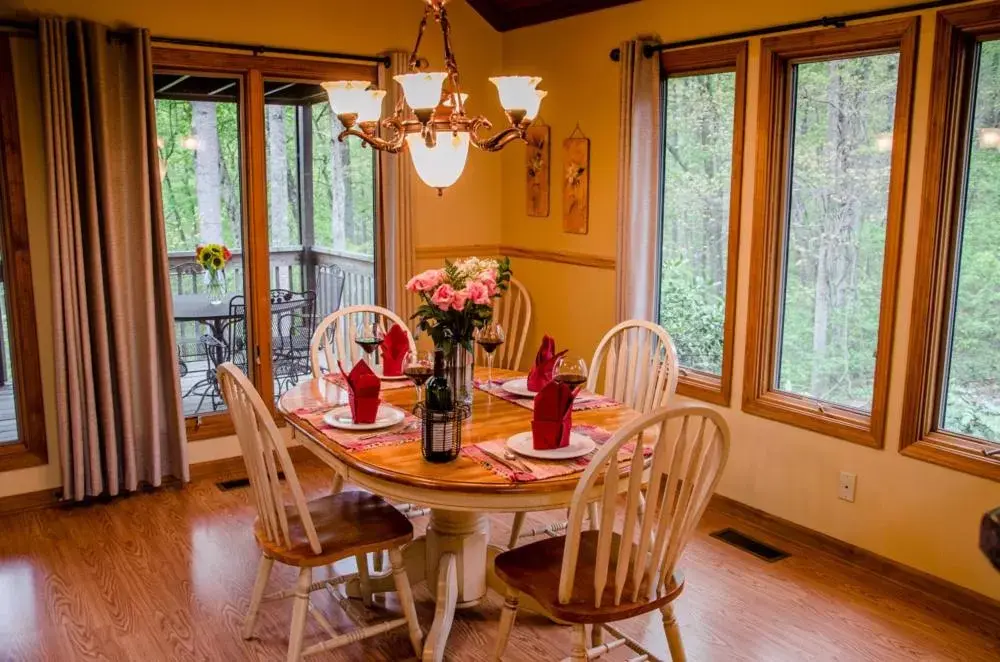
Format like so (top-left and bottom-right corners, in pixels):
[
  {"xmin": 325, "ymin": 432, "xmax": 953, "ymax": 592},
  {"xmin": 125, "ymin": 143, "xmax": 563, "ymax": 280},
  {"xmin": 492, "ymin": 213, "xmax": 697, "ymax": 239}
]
[{"xmin": 0, "ymin": 462, "xmax": 996, "ymax": 661}]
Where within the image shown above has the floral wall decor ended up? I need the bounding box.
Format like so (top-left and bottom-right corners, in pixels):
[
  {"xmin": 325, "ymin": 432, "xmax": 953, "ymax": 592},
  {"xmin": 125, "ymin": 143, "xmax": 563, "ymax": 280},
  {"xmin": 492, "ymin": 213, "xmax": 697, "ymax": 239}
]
[{"xmin": 562, "ymin": 124, "xmax": 590, "ymax": 234}]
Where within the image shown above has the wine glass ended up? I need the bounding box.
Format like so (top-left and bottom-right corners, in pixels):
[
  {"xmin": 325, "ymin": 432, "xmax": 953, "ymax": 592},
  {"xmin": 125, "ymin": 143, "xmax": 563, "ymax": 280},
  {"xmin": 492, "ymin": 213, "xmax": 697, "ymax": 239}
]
[
  {"xmin": 403, "ymin": 349, "xmax": 434, "ymax": 404},
  {"xmin": 553, "ymin": 355, "xmax": 589, "ymax": 391},
  {"xmin": 355, "ymin": 320, "xmax": 384, "ymax": 361},
  {"xmin": 475, "ymin": 322, "xmax": 505, "ymax": 388}
]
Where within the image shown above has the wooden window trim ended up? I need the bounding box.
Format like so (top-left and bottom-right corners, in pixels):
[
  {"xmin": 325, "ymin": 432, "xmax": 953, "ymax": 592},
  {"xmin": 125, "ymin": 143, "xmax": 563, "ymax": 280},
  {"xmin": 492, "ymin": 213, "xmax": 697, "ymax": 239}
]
[
  {"xmin": 900, "ymin": 3, "xmax": 1000, "ymax": 482},
  {"xmin": 152, "ymin": 47, "xmax": 379, "ymax": 441},
  {"xmin": 0, "ymin": 35, "xmax": 47, "ymax": 471},
  {"xmin": 659, "ymin": 41, "xmax": 748, "ymax": 407},
  {"xmin": 743, "ymin": 18, "xmax": 919, "ymax": 448}
]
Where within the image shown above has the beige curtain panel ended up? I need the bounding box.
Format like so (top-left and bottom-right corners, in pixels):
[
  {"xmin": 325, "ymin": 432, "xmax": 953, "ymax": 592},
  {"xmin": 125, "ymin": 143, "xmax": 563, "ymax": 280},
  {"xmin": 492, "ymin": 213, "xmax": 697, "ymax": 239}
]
[
  {"xmin": 39, "ymin": 17, "xmax": 188, "ymax": 501},
  {"xmin": 615, "ymin": 39, "xmax": 662, "ymax": 323},
  {"xmin": 378, "ymin": 50, "xmax": 417, "ymax": 325}
]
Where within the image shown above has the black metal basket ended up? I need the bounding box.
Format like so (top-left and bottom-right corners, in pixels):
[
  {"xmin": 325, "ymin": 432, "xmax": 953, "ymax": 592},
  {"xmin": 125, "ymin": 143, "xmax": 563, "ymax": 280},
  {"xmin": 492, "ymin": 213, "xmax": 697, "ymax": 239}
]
[{"xmin": 413, "ymin": 403, "xmax": 471, "ymax": 463}]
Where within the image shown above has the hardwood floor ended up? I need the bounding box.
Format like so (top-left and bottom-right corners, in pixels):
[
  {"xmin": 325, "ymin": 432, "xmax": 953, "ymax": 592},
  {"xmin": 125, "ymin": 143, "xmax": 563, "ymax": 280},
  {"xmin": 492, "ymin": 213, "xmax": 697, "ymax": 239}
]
[{"xmin": 0, "ymin": 461, "xmax": 997, "ymax": 662}]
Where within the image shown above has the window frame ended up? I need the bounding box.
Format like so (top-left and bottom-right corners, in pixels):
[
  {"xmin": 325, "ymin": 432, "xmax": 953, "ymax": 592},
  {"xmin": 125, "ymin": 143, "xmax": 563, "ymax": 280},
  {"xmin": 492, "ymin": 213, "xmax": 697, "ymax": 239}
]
[
  {"xmin": 901, "ymin": 3, "xmax": 1000, "ymax": 481},
  {"xmin": 657, "ymin": 40, "xmax": 748, "ymax": 407},
  {"xmin": 0, "ymin": 34, "xmax": 47, "ymax": 471},
  {"xmin": 742, "ymin": 18, "xmax": 919, "ymax": 448},
  {"xmin": 152, "ymin": 47, "xmax": 380, "ymax": 441}
]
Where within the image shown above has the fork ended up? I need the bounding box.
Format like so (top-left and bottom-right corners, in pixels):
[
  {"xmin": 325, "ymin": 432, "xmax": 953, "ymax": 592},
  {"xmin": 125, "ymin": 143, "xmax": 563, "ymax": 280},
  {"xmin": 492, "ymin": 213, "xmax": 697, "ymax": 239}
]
[{"xmin": 357, "ymin": 420, "xmax": 418, "ymax": 441}]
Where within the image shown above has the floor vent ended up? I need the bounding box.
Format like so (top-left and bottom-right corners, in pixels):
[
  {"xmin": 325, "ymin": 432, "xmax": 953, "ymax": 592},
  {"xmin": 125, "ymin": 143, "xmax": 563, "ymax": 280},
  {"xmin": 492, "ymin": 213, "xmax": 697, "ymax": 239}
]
[
  {"xmin": 216, "ymin": 472, "xmax": 284, "ymax": 491},
  {"xmin": 710, "ymin": 528, "xmax": 789, "ymax": 562}
]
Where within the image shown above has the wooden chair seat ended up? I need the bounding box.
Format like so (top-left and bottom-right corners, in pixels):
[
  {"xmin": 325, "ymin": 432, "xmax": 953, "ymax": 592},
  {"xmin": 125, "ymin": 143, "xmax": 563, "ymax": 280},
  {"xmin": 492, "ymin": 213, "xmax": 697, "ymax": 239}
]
[
  {"xmin": 254, "ymin": 490, "xmax": 413, "ymax": 568},
  {"xmin": 495, "ymin": 531, "xmax": 684, "ymax": 624}
]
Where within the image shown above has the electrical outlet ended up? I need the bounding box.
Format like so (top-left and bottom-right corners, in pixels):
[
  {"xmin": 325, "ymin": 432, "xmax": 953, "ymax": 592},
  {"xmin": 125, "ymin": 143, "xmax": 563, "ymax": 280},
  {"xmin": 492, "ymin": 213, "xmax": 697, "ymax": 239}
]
[{"xmin": 838, "ymin": 471, "xmax": 857, "ymax": 502}]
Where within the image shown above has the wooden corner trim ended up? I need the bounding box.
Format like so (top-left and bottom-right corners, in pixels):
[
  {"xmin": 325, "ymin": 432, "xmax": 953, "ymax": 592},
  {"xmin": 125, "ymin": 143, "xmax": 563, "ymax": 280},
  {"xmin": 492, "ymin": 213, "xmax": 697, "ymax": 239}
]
[
  {"xmin": 413, "ymin": 244, "xmax": 617, "ymax": 271},
  {"xmin": 709, "ymin": 494, "xmax": 1000, "ymax": 628}
]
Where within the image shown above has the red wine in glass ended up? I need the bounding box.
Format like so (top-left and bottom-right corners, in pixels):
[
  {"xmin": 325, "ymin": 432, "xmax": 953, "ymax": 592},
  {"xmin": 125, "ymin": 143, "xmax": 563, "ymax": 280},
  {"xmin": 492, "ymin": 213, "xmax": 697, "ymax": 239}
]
[
  {"xmin": 403, "ymin": 365, "xmax": 433, "ymax": 387},
  {"xmin": 477, "ymin": 339, "xmax": 504, "ymax": 355},
  {"xmin": 553, "ymin": 374, "xmax": 588, "ymax": 388},
  {"xmin": 356, "ymin": 337, "xmax": 382, "ymax": 355}
]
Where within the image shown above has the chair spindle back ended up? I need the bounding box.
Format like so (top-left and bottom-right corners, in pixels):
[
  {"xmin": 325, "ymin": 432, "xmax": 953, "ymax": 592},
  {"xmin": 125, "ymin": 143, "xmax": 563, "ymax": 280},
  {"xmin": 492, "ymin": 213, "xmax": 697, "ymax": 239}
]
[
  {"xmin": 587, "ymin": 320, "xmax": 679, "ymax": 413},
  {"xmin": 217, "ymin": 363, "xmax": 321, "ymax": 554},
  {"xmin": 477, "ymin": 276, "xmax": 532, "ymax": 370},
  {"xmin": 309, "ymin": 305, "xmax": 416, "ymax": 378},
  {"xmin": 558, "ymin": 406, "xmax": 730, "ymax": 607}
]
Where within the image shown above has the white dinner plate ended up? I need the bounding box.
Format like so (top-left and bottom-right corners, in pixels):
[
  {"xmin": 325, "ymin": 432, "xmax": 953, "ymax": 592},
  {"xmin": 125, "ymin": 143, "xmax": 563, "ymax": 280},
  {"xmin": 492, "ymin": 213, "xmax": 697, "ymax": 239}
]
[
  {"xmin": 372, "ymin": 365, "xmax": 410, "ymax": 381},
  {"xmin": 323, "ymin": 404, "xmax": 405, "ymax": 431},
  {"xmin": 500, "ymin": 377, "xmax": 537, "ymax": 398},
  {"xmin": 500, "ymin": 377, "xmax": 597, "ymax": 401},
  {"xmin": 505, "ymin": 431, "xmax": 596, "ymax": 460}
]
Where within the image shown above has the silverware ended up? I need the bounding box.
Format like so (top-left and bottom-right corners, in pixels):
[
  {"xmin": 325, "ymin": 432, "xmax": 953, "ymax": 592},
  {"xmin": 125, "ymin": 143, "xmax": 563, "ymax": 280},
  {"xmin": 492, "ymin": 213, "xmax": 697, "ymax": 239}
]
[
  {"xmin": 480, "ymin": 448, "xmax": 531, "ymax": 474},
  {"xmin": 502, "ymin": 448, "xmax": 534, "ymax": 472}
]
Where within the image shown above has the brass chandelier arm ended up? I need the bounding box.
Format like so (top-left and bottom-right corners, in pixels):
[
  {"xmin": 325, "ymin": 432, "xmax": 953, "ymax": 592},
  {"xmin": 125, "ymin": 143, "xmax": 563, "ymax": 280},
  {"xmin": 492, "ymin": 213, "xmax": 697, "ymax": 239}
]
[
  {"xmin": 337, "ymin": 128, "xmax": 406, "ymax": 153},
  {"xmin": 470, "ymin": 126, "xmax": 529, "ymax": 152}
]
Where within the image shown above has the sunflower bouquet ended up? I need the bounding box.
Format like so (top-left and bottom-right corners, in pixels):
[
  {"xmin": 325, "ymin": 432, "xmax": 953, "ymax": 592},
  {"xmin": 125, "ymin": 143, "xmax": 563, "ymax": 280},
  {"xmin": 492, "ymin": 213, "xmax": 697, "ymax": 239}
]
[{"xmin": 195, "ymin": 243, "xmax": 232, "ymax": 273}]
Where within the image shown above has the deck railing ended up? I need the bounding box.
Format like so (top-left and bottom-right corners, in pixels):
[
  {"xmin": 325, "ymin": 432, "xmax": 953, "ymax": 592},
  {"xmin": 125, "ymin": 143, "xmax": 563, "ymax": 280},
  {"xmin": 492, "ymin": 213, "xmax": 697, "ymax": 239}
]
[{"xmin": 169, "ymin": 246, "xmax": 375, "ymax": 361}]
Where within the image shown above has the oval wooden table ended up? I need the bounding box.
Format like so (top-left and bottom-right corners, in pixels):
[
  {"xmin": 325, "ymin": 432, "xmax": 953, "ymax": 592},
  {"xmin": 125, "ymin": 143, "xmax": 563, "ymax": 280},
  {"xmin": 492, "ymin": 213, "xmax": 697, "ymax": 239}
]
[{"xmin": 278, "ymin": 369, "xmax": 641, "ymax": 662}]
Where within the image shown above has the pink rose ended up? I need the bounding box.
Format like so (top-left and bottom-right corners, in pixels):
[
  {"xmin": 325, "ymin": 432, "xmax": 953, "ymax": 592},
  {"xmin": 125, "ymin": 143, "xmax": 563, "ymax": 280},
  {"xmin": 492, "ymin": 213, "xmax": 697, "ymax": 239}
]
[
  {"xmin": 431, "ymin": 284, "xmax": 456, "ymax": 310},
  {"xmin": 478, "ymin": 272, "xmax": 498, "ymax": 296},
  {"xmin": 451, "ymin": 289, "xmax": 470, "ymax": 312},
  {"xmin": 406, "ymin": 269, "xmax": 445, "ymax": 293},
  {"xmin": 464, "ymin": 281, "xmax": 490, "ymax": 305}
]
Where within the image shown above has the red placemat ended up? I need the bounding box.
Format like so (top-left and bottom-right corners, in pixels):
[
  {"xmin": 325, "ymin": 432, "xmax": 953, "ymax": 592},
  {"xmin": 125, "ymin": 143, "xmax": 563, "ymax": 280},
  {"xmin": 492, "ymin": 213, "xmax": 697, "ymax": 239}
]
[
  {"xmin": 462, "ymin": 424, "xmax": 650, "ymax": 483},
  {"xmin": 286, "ymin": 388, "xmax": 420, "ymax": 453},
  {"xmin": 325, "ymin": 372, "xmax": 413, "ymax": 392},
  {"xmin": 474, "ymin": 378, "xmax": 619, "ymax": 412}
]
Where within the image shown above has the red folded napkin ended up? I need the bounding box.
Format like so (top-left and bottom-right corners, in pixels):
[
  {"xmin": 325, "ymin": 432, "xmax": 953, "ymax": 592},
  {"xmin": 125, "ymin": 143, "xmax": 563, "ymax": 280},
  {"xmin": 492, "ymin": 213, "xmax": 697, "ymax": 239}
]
[
  {"xmin": 531, "ymin": 380, "xmax": 575, "ymax": 450},
  {"xmin": 337, "ymin": 360, "xmax": 381, "ymax": 424},
  {"xmin": 380, "ymin": 323, "xmax": 409, "ymax": 377},
  {"xmin": 526, "ymin": 335, "xmax": 568, "ymax": 392}
]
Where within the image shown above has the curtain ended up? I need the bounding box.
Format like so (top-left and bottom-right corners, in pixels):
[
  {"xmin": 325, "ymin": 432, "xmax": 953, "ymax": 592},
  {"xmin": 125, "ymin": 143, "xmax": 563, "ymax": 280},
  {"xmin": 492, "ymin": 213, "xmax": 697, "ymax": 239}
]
[
  {"xmin": 39, "ymin": 18, "xmax": 188, "ymax": 501},
  {"xmin": 377, "ymin": 50, "xmax": 417, "ymax": 325},
  {"xmin": 615, "ymin": 39, "xmax": 662, "ymax": 323}
]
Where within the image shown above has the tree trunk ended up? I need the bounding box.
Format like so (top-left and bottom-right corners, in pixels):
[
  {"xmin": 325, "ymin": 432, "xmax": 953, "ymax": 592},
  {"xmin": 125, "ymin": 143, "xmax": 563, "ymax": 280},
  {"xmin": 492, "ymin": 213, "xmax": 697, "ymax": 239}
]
[
  {"xmin": 266, "ymin": 106, "xmax": 291, "ymax": 249},
  {"xmin": 192, "ymin": 101, "xmax": 223, "ymax": 243},
  {"xmin": 329, "ymin": 116, "xmax": 348, "ymax": 251}
]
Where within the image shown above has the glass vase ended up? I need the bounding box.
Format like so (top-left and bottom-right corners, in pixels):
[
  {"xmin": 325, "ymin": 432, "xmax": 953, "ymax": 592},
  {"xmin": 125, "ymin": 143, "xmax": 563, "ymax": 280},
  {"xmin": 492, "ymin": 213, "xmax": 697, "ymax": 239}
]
[
  {"xmin": 443, "ymin": 344, "xmax": 475, "ymax": 406},
  {"xmin": 206, "ymin": 269, "xmax": 226, "ymax": 305}
]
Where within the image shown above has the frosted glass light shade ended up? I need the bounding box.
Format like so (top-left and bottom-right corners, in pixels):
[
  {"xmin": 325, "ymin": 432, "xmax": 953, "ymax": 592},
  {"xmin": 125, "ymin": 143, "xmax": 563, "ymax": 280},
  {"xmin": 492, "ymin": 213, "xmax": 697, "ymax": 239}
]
[
  {"xmin": 524, "ymin": 90, "xmax": 547, "ymax": 121},
  {"xmin": 489, "ymin": 76, "xmax": 541, "ymax": 111},
  {"xmin": 443, "ymin": 92, "xmax": 470, "ymax": 108},
  {"xmin": 357, "ymin": 90, "xmax": 387, "ymax": 123},
  {"xmin": 321, "ymin": 80, "xmax": 371, "ymax": 115},
  {"xmin": 394, "ymin": 72, "xmax": 447, "ymax": 110},
  {"xmin": 405, "ymin": 131, "xmax": 470, "ymax": 189}
]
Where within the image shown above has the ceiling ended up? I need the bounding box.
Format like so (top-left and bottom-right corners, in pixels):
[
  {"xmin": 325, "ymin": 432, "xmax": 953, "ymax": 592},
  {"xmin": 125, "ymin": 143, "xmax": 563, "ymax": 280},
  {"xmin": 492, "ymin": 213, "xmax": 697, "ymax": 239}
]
[{"xmin": 465, "ymin": 0, "xmax": 641, "ymax": 32}]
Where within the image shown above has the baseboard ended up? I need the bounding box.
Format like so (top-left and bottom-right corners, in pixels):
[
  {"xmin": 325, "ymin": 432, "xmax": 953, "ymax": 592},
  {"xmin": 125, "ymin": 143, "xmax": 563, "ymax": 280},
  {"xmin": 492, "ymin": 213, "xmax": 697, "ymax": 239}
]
[
  {"xmin": 709, "ymin": 494, "xmax": 1000, "ymax": 628},
  {"xmin": 0, "ymin": 446, "xmax": 322, "ymax": 517}
]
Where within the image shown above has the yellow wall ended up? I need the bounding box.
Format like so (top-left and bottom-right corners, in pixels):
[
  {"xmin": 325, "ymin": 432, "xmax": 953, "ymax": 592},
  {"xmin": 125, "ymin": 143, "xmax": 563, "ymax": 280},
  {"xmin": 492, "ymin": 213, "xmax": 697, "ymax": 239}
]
[
  {"xmin": 0, "ymin": 0, "xmax": 504, "ymax": 495},
  {"xmin": 499, "ymin": 0, "xmax": 1000, "ymax": 600}
]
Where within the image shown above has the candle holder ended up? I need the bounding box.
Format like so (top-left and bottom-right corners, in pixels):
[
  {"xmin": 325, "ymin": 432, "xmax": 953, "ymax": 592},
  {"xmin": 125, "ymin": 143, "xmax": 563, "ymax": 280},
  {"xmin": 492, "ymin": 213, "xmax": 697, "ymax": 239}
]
[{"xmin": 414, "ymin": 402, "xmax": 471, "ymax": 463}]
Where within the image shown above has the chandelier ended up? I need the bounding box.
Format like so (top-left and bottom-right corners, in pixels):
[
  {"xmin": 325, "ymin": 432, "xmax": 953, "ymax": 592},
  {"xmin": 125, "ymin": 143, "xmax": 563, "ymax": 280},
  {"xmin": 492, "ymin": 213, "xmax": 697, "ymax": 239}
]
[{"xmin": 321, "ymin": 0, "xmax": 546, "ymax": 193}]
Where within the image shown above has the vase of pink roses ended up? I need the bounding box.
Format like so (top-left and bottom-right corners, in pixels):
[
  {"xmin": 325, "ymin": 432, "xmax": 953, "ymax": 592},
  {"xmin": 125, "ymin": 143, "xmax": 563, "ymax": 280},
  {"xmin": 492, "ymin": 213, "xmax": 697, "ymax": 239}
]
[{"xmin": 407, "ymin": 257, "xmax": 512, "ymax": 405}]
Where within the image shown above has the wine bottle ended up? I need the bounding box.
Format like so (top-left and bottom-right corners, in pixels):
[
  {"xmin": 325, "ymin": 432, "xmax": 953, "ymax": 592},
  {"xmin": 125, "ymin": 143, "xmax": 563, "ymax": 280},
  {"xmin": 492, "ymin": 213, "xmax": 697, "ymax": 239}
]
[{"xmin": 423, "ymin": 350, "xmax": 458, "ymax": 462}]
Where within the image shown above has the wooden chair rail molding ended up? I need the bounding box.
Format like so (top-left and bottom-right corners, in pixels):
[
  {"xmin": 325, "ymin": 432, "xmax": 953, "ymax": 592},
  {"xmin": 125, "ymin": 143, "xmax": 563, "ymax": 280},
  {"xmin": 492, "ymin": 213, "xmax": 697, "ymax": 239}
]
[{"xmin": 414, "ymin": 244, "xmax": 617, "ymax": 270}]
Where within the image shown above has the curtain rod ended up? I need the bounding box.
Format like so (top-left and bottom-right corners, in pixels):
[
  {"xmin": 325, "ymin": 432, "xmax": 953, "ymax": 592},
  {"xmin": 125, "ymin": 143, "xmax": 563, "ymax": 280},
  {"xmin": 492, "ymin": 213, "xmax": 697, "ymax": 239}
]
[
  {"xmin": 0, "ymin": 18, "xmax": 390, "ymax": 67},
  {"xmin": 608, "ymin": 0, "xmax": 972, "ymax": 61}
]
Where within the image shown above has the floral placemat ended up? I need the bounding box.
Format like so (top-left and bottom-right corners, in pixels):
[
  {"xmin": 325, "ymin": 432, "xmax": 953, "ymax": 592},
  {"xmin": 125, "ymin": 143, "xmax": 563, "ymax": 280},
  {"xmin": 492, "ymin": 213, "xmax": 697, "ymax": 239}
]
[
  {"xmin": 324, "ymin": 372, "xmax": 414, "ymax": 392},
  {"xmin": 474, "ymin": 378, "xmax": 619, "ymax": 412},
  {"xmin": 285, "ymin": 389, "xmax": 420, "ymax": 453},
  {"xmin": 462, "ymin": 424, "xmax": 650, "ymax": 483}
]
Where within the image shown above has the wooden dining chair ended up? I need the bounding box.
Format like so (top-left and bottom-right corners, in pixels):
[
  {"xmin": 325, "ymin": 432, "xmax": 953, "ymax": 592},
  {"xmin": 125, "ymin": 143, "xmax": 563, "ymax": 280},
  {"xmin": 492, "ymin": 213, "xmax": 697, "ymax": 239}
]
[
  {"xmin": 309, "ymin": 304, "xmax": 417, "ymax": 378},
  {"xmin": 588, "ymin": 320, "xmax": 679, "ymax": 414},
  {"xmin": 507, "ymin": 320, "xmax": 680, "ymax": 549},
  {"xmin": 217, "ymin": 363, "xmax": 423, "ymax": 662},
  {"xmin": 476, "ymin": 276, "xmax": 532, "ymax": 370},
  {"xmin": 491, "ymin": 406, "xmax": 730, "ymax": 662}
]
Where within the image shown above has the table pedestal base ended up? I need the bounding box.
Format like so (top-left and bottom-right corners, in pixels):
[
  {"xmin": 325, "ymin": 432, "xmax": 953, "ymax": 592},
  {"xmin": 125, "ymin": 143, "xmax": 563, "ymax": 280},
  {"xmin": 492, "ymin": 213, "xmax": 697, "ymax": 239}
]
[{"xmin": 345, "ymin": 508, "xmax": 554, "ymax": 662}]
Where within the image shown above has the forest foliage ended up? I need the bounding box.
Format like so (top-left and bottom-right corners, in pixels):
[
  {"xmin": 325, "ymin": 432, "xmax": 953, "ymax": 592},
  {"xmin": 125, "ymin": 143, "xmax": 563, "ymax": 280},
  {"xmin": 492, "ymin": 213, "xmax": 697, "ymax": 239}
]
[{"xmin": 660, "ymin": 45, "xmax": 1000, "ymax": 441}]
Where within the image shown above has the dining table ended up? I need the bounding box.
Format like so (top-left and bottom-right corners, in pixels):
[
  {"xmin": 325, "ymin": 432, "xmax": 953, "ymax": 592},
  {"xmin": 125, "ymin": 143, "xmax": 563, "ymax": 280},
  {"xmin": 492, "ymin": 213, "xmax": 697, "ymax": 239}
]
[{"xmin": 278, "ymin": 367, "xmax": 643, "ymax": 662}]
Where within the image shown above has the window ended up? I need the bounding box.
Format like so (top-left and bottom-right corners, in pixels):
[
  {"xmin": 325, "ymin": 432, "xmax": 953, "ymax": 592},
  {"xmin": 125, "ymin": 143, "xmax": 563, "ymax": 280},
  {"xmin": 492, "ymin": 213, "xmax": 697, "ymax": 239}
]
[
  {"xmin": 152, "ymin": 48, "xmax": 379, "ymax": 439},
  {"xmin": 743, "ymin": 19, "xmax": 918, "ymax": 447},
  {"xmin": 0, "ymin": 34, "xmax": 46, "ymax": 470},
  {"xmin": 657, "ymin": 41, "xmax": 747, "ymax": 406},
  {"xmin": 902, "ymin": 4, "xmax": 1000, "ymax": 481}
]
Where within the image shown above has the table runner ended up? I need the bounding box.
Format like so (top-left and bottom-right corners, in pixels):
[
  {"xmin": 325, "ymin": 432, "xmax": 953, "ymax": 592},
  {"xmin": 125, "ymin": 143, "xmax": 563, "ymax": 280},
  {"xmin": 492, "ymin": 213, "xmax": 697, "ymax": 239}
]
[
  {"xmin": 324, "ymin": 372, "xmax": 414, "ymax": 392},
  {"xmin": 474, "ymin": 378, "xmax": 619, "ymax": 412},
  {"xmin": 462, "ymin": 424, "xmax": 651, "ymax": 483},
  {"xmin": 286, "ymin": 391, "xmax": 421, "ymax": 453}
]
